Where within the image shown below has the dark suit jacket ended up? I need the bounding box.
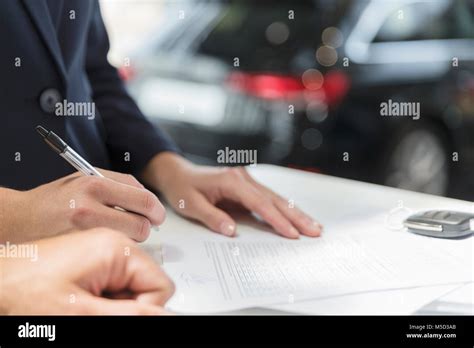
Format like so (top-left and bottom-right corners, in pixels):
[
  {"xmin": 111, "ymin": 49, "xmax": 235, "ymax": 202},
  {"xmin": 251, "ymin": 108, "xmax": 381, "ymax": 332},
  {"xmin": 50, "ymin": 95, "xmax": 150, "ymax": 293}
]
[{"xmin": 0, "ymin": 0, "xmax": 178, "ymax": 190}]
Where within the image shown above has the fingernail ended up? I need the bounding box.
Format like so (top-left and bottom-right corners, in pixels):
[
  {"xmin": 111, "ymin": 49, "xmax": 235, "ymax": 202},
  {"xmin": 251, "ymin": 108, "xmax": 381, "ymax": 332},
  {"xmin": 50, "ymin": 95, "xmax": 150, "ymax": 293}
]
[
  {"xmin": 220, "ymin": 222, "xmax": 235, "ymax": 236},
  {"xmin": 308, "ymin": 220, "xmax": 322, "ymax": 232}
]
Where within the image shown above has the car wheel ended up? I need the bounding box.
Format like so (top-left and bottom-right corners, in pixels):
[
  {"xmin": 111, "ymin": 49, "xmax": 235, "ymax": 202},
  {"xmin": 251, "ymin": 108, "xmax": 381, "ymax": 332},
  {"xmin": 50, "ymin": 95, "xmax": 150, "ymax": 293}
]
[{"xmin": 383, "ymin": 125, "xmax": 449, "ymax": 196}]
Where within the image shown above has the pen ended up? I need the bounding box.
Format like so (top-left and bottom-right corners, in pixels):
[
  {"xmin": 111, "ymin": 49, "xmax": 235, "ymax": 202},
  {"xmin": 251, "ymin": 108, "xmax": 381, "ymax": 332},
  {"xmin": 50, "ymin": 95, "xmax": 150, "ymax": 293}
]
[{"xmin": 36, "ymin": 125, "xmax": 104, "ymax": 177}]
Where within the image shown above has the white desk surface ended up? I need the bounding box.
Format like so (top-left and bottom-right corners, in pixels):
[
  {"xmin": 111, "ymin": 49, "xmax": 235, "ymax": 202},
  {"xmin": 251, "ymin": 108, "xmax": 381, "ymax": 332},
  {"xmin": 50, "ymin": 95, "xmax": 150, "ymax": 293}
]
[{"xmin": 146, "ymin": 164, "xmax": 473, "ymax": 315}]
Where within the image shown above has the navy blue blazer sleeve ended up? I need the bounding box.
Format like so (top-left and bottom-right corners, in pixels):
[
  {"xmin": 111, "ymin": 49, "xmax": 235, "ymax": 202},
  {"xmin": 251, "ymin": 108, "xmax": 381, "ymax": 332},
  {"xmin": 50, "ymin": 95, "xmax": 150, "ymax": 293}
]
[{"xmin": 85, "ymin": 2, "xmax": 179, "ymax": 175}]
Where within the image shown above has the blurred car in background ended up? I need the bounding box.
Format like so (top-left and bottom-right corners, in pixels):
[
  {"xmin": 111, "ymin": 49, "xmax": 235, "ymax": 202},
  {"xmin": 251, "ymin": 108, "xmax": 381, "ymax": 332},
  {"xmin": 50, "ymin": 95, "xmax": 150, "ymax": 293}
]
[{"xmin": 122, "ymin": 0, "xmax": 474, "ymax": 200}]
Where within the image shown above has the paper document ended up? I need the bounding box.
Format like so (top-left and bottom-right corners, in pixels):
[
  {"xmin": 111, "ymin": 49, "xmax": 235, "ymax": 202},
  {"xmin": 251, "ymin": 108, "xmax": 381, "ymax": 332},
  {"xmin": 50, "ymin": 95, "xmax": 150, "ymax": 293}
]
[
  {"xmin": 437, "ymin": 283, "xmax": 473, "ymax": 305},
  {"xmin": 162, "ymin": 225, "xmax": 472, "ymax": 313},
  {"xmin": 269, "ymin": 284, "xmax": 462, "ymax": 315},
  {"xmin": 417, "ymin": 283, "xmax": 474, "ymax": 315}
]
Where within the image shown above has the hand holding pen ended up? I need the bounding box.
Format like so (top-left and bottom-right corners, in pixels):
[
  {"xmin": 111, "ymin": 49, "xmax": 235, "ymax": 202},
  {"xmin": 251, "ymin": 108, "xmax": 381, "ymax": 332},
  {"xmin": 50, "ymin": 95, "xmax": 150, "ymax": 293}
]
[{"xmin": 1, "ymin": 126, "xmax": 165, "ymax": 244}]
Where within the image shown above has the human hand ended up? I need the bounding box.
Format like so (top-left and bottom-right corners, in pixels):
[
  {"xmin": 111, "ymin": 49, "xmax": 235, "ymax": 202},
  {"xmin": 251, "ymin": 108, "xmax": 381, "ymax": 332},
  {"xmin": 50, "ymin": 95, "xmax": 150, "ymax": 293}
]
[
  {"xmin": 0, "ymin": 228, "xmax": 174, "ymax": 315},
  {"xmin": 0, "ymin": 169, "xmax": 165, "ymax": 243},
  {"xmin": 143, "ymin": 153, "xmax": 322, "ymax": 239}
]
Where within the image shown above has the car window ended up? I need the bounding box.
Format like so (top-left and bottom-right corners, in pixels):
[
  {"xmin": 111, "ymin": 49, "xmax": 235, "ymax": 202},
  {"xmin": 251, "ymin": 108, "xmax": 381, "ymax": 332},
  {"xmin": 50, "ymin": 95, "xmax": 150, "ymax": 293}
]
[
  {"xmin": 195, "ymin": 0, "xmax": 352, "ymax": 72},
  {"xmin": 374, "ymin": 0, "xmax": 474, "ymax": 42}
]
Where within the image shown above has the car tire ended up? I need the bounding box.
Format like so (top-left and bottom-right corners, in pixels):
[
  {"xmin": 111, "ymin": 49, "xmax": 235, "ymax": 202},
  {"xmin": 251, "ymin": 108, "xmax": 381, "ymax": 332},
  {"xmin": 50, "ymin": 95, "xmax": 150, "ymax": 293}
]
[{"xmin": 380, "ymin": 122, "xmax": 450, "ymax": 196}]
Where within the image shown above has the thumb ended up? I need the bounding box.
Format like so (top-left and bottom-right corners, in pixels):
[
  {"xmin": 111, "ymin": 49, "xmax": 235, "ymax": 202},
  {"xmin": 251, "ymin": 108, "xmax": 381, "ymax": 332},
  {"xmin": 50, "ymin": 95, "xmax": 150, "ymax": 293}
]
[{"xmin": 182, "ymin": 193, "xmax": 236, "ymax": 237}]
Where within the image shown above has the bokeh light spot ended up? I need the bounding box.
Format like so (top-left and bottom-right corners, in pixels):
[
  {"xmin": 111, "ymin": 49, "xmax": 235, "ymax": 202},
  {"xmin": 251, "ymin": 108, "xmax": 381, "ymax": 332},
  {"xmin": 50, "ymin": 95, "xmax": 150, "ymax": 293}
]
[
  {"xmin": 301, "ymin": 128, "xmax": 323, "ymax": 150},
  {"xmin": 316, "ymin": 45, "xmax": 338, "ymax": 67},
  {"xmin": 322, "ymin": 27, "xmax": 344, "ymax": 48},
  {"xmin": 265, "ymin": 22, "xmax": 290, "ymax": 45},
  {"xmin": 302, "ymin": 69, "xmax": 324, "ymax": 90},
  {"xmin": 306, "ymin": 100, "xmax": 328, "ymax": 123}
]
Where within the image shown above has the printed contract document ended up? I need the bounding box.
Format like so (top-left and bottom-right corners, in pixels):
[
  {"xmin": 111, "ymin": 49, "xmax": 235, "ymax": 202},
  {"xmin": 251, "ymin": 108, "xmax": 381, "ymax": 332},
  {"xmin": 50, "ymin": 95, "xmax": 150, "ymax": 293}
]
[{"xmin": 160, "ymin": 220, "xmax": 472, "ymax": 313}]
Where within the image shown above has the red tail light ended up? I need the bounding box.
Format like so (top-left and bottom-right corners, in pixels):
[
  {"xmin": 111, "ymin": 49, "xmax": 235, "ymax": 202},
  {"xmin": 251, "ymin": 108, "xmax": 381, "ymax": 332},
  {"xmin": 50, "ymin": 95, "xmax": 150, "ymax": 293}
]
[
  {"xmin": 226, "ymin": 72, "xmax": 304, "ymax": 100},
  {"xmin": 322, "ymin": 70, "xmax": 351, "ymax": 105},
  {"xmin": 226, "ymin": 70, "xmax": 350, "ymax": 106}
]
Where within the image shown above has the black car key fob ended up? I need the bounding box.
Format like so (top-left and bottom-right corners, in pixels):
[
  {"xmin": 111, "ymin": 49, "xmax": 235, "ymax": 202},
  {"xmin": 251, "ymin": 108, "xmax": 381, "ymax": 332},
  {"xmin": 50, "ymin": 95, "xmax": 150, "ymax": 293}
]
[{"xmin": 404, "ymin": 210, "xmax": 473, "ymax": 238}]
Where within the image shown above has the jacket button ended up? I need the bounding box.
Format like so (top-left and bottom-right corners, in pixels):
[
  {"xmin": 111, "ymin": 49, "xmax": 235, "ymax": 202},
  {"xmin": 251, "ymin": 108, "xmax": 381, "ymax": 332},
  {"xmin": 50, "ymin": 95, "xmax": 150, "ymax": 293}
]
[{"xmin": 39, "ymin": 88, "xmax": 62, "ymax": 114}]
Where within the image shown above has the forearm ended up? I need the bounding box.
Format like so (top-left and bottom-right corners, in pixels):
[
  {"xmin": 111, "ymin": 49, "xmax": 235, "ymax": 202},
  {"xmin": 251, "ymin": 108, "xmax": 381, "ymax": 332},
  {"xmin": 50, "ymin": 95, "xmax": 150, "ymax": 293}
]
[{"xmin": 0, "ymin": 188, "xmax": 27, "ymax": 244}]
